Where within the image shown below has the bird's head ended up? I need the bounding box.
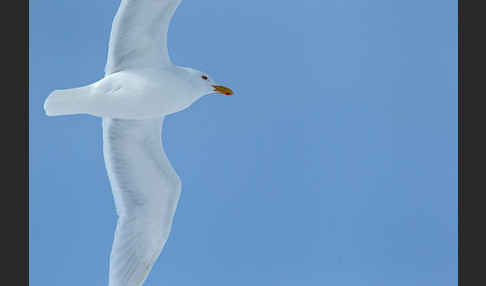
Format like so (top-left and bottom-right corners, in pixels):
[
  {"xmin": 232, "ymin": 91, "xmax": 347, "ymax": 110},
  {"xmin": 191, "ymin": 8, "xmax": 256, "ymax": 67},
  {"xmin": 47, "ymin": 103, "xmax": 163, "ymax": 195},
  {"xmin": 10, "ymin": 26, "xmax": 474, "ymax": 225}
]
[{"xmin": 180, "ymin": 67, "xmax": 234, "ymax": 98}]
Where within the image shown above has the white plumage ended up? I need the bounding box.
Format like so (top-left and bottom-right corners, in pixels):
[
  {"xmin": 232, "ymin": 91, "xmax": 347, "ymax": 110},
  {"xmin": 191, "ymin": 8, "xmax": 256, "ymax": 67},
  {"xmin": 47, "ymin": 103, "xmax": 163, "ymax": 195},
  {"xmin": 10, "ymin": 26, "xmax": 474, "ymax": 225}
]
[
  {"xmin": 44, "ymin": 0, "xmax": 233, "ymax": 285},
  {"xmin": 103, "ymin": 117, "xmax": 179, "ymax": 286}
]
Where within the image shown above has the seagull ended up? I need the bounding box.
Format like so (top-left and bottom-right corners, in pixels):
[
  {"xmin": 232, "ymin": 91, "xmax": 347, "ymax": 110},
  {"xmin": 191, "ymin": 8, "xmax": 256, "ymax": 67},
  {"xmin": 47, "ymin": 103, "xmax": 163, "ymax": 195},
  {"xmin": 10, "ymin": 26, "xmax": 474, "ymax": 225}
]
[{"xmin": 43, "ymin": 0, "xmax": 233, "ymax": 285}]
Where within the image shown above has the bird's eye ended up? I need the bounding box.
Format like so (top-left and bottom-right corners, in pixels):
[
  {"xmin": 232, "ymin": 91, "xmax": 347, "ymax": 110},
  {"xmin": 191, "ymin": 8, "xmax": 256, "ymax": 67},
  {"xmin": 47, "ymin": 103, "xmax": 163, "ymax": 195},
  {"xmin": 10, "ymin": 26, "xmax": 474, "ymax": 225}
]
[{"xmin": 201, "ymin": 75, "xmax": 208, "ymax": 80}]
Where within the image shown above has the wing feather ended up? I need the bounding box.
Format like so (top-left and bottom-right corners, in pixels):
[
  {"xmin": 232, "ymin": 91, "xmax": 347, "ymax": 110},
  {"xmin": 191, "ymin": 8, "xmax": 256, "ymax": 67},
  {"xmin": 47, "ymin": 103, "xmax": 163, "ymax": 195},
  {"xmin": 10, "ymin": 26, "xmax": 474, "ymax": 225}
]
[
  {"xmin": 102, "ymin": 117, "xmax": 181, "ymax": 285},
  {"xmin": 105, "ymin": 0, "xmax": 182, "ymax": 75}
]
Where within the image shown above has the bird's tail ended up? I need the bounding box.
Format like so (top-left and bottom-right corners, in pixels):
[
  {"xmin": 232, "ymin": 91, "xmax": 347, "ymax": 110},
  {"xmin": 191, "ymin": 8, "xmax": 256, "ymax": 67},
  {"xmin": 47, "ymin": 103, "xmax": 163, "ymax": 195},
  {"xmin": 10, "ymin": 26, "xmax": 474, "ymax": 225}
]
[{"xmin": 43, "ymin": 85, "xmax": 92, "ymax": 116}]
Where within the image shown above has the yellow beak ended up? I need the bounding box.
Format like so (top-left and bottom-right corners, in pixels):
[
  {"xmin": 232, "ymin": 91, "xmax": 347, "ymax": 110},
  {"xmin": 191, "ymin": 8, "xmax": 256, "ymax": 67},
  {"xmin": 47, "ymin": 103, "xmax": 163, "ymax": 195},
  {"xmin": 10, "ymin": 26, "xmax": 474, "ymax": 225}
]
[{"xmin": 212, "ymin": 85, "xmax": 234, "ymax": 96}]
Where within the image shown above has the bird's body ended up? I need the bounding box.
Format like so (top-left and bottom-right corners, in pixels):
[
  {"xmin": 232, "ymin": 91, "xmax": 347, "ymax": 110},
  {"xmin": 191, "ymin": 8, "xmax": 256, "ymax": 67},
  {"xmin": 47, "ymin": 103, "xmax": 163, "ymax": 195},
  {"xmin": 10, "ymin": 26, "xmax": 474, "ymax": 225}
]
[
  {"xmin": 44, "ymin": 0, "xmax": 233, "ymax": 285},
  {"xmin": 45, "ymin": 67, "xmax": 210, "ymax": 118}
]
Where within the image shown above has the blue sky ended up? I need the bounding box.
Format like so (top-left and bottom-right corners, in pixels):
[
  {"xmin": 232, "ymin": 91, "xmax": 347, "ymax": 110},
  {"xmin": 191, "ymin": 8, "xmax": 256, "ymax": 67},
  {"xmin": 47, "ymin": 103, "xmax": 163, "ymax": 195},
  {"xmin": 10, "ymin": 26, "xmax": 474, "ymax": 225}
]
[{"xmin": 30, "ymin": 0, "xmax": 457, "ymax": 285}]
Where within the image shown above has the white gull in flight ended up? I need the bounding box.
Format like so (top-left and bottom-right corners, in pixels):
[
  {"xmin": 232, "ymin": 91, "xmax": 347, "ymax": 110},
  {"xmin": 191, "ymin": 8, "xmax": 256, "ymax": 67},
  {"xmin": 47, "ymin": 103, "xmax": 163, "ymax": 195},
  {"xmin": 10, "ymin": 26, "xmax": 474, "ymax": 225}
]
[{"xmin": 44, "ymin": 0, "xmax": 233, "ymax": 285}]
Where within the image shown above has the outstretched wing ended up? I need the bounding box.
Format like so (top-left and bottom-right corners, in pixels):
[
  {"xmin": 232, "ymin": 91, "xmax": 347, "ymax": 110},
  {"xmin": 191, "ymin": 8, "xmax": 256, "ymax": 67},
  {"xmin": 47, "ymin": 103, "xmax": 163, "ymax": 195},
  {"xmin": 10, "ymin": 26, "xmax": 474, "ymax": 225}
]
[
  {"xmin": 105, "ymin": 0, "xmax": 182, "ymax": 75},
  {"xmin": 102, "ymin": 117, "xmax": 181, "ymax": 285}
]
